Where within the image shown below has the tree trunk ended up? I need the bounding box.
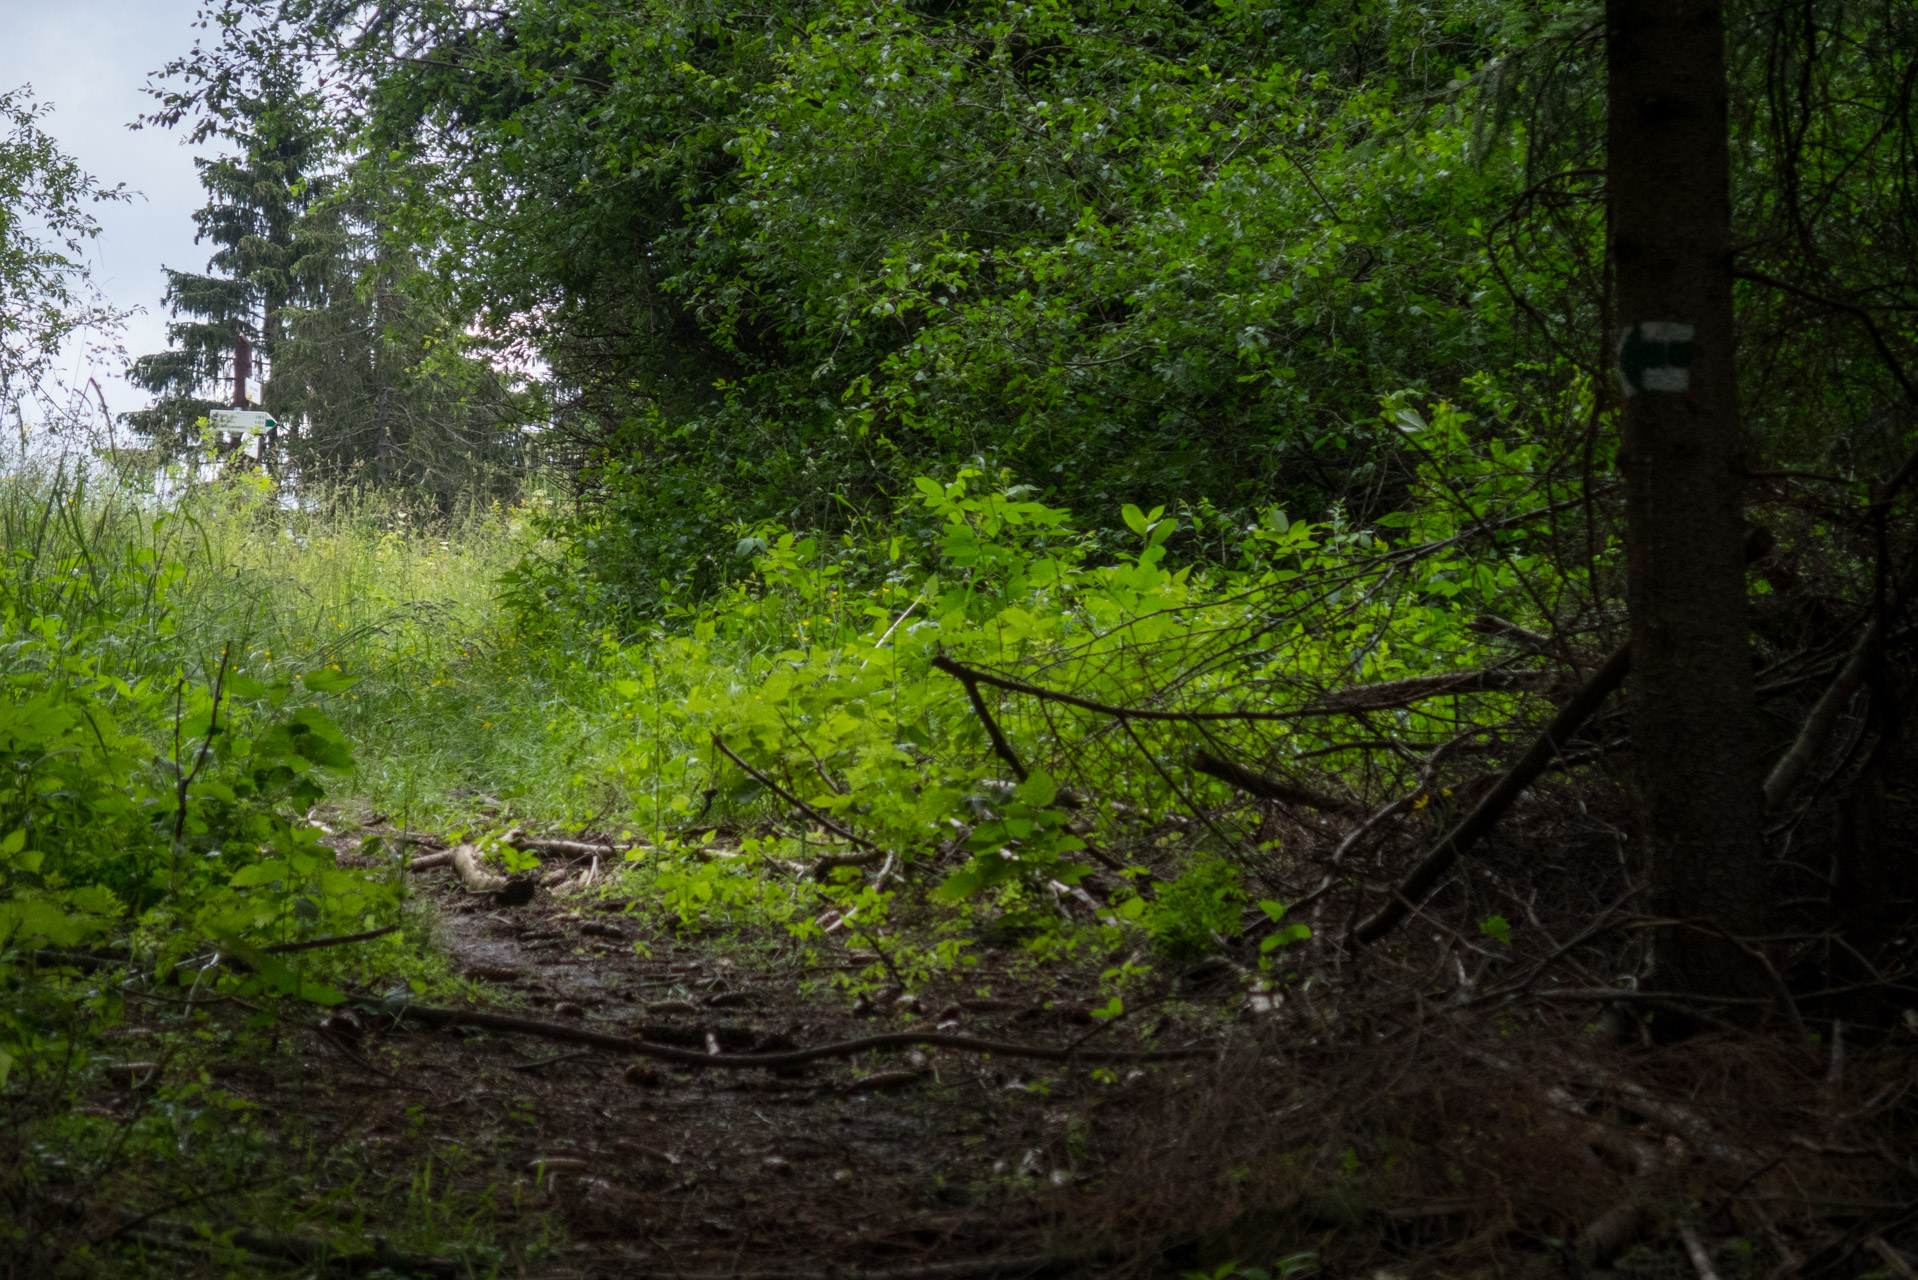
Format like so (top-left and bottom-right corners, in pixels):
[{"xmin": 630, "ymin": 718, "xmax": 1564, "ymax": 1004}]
[
  {"xmin": 1607, "ymin": 0, "xmax": 1770, "ymax": 1000},
  {"xmin": 232, "ymin": 331, "xmax": 253, "ymax": 409}
]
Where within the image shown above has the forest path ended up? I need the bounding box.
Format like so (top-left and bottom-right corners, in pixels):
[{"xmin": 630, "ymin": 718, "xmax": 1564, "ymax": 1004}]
[{"xmin": 286, "ymin": 837, "xmax": 1189, "ymax": 1279}]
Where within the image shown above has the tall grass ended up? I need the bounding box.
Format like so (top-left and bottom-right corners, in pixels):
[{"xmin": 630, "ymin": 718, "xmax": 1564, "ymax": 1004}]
[{"xmin": 0, "ymin": 457, "xmax": 647, "ymax": 835}]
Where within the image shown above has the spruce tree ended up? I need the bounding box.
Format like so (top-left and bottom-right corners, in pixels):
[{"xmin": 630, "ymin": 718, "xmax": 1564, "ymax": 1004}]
[{"xmin": 124, "ymin": 53, "xmax": 323, "ymax": 454}]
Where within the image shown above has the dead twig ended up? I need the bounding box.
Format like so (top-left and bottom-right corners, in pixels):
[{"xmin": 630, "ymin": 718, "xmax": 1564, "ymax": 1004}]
[
  {"xmin": 1866, "ymin": 1238, "xmax": 1918, "ymax": 1280},
  {"xmin": 936, "ymin": 654, "xmax": 1031, "ymax": 783},
  {"xmin": 1680, "ymin": 1224, "xmax": 1725, "ymax": 1280},
  {"xmin": 1311, "ymin": 666, "xmax": 1553, "ymax": 711},
  {"xmin": 509, "ymin": 1050, "xmax": 593, "ymax": 1073},
  {"xmin": 1764, "ymin": 553, "xmax": 1918, "ymax": 808},
  {"xmin": 646, "ymin": 1256, "xmax": 1072, "ymax": 1280}
]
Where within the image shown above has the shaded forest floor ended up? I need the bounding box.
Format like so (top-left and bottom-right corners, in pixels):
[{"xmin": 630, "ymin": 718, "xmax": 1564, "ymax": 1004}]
[
  {"xmin": 53, "ymin": 811, "xmax": 1248, "ymax": 1280},
  {"xmin": 47, "ymin": 803, "xmax": 1918, "ymax": 1280}
]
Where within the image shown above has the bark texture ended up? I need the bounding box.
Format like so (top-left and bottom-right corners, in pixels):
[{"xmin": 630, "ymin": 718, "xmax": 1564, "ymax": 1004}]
[{"xmin": 1607, "ymin": 0, "xmax": 1769, "ymax": 999}]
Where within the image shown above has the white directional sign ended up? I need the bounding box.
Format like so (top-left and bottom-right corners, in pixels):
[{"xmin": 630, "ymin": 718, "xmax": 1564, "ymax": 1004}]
[{"xmin": 207, "ymin": 410, "xmax": 279, "ymax": 460}]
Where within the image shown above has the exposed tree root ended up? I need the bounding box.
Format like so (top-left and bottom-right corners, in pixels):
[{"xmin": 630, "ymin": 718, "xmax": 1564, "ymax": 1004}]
[
  {"xmin": 392, "ymin": 1003, "xmax": 1213, "ymax": 1068},
  {"xmin": 622, "ymin": 1256, "xmax": 1070, "ymax": 1280}
]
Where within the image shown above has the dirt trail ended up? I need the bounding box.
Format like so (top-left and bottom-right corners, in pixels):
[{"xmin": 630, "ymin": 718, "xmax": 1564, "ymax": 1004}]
[{"xmin": 278, "ymin": 845, "xmax": 1196, "ymax": 1278}]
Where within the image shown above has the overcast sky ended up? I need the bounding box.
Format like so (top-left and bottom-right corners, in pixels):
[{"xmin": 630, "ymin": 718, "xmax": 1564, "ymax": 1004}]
[{"xmin": 2, "ymin": 0, "xmax": 215, "ymax": 424}]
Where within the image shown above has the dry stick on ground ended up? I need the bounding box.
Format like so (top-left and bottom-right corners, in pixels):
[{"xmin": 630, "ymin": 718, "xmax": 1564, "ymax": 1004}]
[
  {"xmin": 128, "ymin": 1217, "xmax": 454, "ymax": 1278},
  {"xmin": 1679, "ymin": 1224, "xmax": 1725, "ymax": 1280},
  {"xmin": 1350, "ymin": 641, "xmax": 1633, "ymax": 946},
  {"xmin": 512, "ymin": 834, "xmax": 644, "ymax": 859},
  {"xmin": 711, "ymin": 733, "xmax": 886, "ymax": 878},
  {"xmin": 394, "ymin": 1003, "xmax": 1212, "ymax": 1067},
  {"xmin": 655, "ymin": 1258, "xmax": 1070, "ymax": 1280},
  {"xmin": 1865, "ymin": 1238, "xmax": 1918, "ymax": 1280},
  {"xmin": 408, "ymin": 835, "xmax": 638, "ymax": 870}
]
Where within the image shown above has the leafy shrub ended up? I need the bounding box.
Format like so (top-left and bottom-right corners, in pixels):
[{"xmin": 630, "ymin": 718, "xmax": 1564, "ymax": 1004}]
[{"xmin": 1142, "ymin": 860, "xmax": 1247, "ymax": 961}]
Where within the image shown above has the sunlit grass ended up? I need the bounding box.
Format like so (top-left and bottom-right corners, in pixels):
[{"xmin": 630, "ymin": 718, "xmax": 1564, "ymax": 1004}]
[{"xmin": 0, "ymin": 457, "xmax": 655, "ymax": 836}]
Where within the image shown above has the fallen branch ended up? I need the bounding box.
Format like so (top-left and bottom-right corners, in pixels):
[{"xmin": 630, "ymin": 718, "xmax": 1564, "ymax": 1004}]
[
  {"xmin": 386, "ymin": 828, "xmax": 448, "ymax": 848},
  {"xmin": 1866, "ymin": 1238, "xmax": 1918, "ymax": 1280},
  {"xmin": 712, "ymin": 733, "xmax": 887, "ymax": 877},
  {"xmin": 513, "ymin": 834, "xmax": 643, "ymax": 859},
  {"xmin": 930, "ymin": 655, "xmax": 1301, "ymax": 724},
  {"xmin": 1466, "ymin": 613, "xmax": 1560, "ymax": 655},
  {"xmin": 1309, "ymin": 666, "xmax": 1552, "ymax": 712},
  {"xmin": 936, "ymin": 658, "xmax": 1030, "ymax": 783},
  {"xmin": 649, "ymin": 1258, "xmax": 1069, "ymax": 1280},
  {"xmin": 1352, "ymin": 641, "xmax": 1632, "ymax": 945},
  {"xmin": 1190, "ymin": 750, "xmax": 1369, "ymax": 817},
  {"xmin": 261, "ymin": 925, "xmax": 401, "ymax": 955},
  {"xmin": 934, "ymin": 656, "xmax": 1555, "ymax": 730},
  {"xmin": 125, "ymin": 1217, "xmax": 455, "ymax": 1277},
  {"xmin": 1679, "ymin": 1224, "xmax": 1724, "ymax": 1280},
  {"xmin": 649, "ymin": 1257, "xmax": 1070, "ymax": 1280},
  {"xmin": 407, "ymin": 834, "xmax": 641, "ymax": 868},
  {"xmin": 1764, "ymin": 554, "xmax": 1918, "ymax": 808},
  {"xmin": 509, "ymin": 1050, "xmax": 592, "ymax": 1073},
  {"xmin": 395, "ymin": 1003, "xmax": 1212, "ymax": 1067}
]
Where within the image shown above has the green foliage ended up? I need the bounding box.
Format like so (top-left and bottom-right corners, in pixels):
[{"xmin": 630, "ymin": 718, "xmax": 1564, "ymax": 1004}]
[
  {"xmin": 0, "ymin": 466, "xmax": 434, "ymax": 1071},
  {"xmin": 1144, "ymin": 860, "xmax": 1247, "ymax": 961},
  {"xmin": 208, "ymin": 0, "xmax": 1584, "ymax": 614},
  {"xmin": 131, "ymin": 45, "xmax": 530, "ymax": 496},
  {"xmin": 460, "ymin": 397, "xmax": 1587, "ymax": 978}
]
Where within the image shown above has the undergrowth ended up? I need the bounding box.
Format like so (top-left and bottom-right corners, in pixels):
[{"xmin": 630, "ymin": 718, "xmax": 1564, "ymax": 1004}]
[{"xmin": 5, "ymin": 382, "xmax": 1909, "ymax": 1276}]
